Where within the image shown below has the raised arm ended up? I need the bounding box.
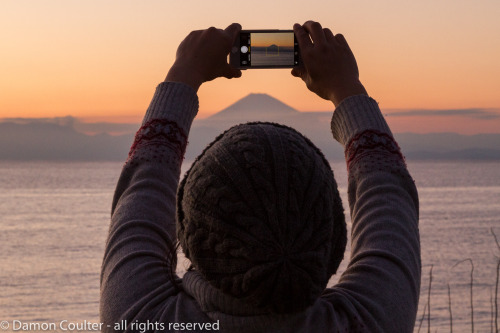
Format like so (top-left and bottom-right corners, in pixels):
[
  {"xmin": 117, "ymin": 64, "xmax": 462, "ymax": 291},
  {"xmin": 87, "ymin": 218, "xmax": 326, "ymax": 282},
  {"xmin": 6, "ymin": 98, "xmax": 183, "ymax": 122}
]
[
  {"xmin": 293, "ymin": 21, "xmax": 420, "ymax": 332},
  {"xmin": 100, "ymin": 23, "xmax": 241, "ymax": 328}
]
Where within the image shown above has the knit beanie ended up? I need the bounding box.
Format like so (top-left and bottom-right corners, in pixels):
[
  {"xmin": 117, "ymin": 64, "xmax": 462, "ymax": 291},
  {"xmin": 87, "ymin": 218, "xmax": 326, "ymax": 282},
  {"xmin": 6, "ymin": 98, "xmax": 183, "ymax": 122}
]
[{"xmin": 176, "ymin": 122, "xmax": 346, "ymax": 314}]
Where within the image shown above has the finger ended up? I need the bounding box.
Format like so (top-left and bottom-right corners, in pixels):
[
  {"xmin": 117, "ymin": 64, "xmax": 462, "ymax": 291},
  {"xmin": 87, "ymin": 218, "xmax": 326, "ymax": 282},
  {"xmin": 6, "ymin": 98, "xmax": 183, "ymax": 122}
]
[
  {"xmin": 221, "ymin": 64, "xmax": 242, "ymax": 79},
  {"xmin": 291, "ymin": 65, "xmax": 305, "ymax": 78},
  {"xmin": 334, "ymin": 33, "xmax": 349, "ymax": 47},
  {"xmin": 224, "ymin": 23, "xmax": 242, "ymax": 41},
  {"xmin": 323, "ymin": 28, "xmax": 337, "ymax": 44},
  {"xmin": 302, "ymin": 20, "xmax": 326, "ymax": 45},
  {"xmin": 293, "ymin": 23, "xmax": 313, "ymax": 51}
]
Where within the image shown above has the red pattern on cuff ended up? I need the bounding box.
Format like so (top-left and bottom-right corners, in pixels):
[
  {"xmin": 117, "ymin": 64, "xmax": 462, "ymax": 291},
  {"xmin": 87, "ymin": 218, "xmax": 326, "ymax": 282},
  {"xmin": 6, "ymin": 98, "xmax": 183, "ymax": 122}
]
[
  {"xmin": 345, "ymin": 129, "xmax": 405, "ymax": 171},
  {"xmin": 127, "ymin": 119, "xmax": 188, "ymax": 163}
]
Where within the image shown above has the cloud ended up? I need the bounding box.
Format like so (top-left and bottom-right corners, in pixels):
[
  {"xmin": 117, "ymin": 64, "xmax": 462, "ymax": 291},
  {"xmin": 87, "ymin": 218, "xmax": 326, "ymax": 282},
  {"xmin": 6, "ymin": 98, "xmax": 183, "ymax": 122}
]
[
  {"xmin": 0, "ymin": 116, "xmax": 77, "ymax": 127},
  {"xmin": 386, "ymin": 108, "xmax": 500, "ymax": 120},
  {"xmin": 0, "ymin": 116, "xmax": 139, "ymax": 135}
]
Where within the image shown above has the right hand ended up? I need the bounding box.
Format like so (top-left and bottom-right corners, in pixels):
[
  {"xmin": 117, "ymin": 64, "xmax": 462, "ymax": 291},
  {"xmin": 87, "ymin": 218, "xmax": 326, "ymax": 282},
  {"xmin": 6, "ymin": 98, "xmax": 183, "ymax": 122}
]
[
  {"xmin": 165, "ymin": 23, "xmax": 242, "ymax": 91},
  {"xmin": 292, "ymin": 21, "xmax": 367, "ymax": 107}
]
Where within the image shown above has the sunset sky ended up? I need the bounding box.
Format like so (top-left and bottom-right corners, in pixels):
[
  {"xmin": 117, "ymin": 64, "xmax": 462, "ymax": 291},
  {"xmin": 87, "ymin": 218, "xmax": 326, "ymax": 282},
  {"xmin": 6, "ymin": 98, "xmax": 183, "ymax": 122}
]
[{"xmin": 1, "ymin": 0, "xmax": 500, "ymax": 134}]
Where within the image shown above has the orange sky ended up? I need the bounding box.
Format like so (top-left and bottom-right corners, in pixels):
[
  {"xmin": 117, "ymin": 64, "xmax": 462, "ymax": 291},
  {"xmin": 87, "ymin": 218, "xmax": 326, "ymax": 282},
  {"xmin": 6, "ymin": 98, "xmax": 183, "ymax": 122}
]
[{"xmin": 1, "ymin": 0, "xmax": 500, "ymax": 133}]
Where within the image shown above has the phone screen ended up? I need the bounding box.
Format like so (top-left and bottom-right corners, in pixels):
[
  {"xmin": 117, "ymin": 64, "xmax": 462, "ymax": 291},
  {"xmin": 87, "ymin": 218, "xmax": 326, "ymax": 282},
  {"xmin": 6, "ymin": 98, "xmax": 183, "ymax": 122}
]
[{"xmin": 238, "ymin": 31, "xmax": 299, "ymax": 68}]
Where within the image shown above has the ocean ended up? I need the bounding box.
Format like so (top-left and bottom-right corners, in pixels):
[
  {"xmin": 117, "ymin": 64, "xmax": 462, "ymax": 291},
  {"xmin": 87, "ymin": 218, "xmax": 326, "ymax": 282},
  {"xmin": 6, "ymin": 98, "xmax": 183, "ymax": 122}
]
[{"xmin": 0, "ymin": 160, "xmax": 499, "ymax": 332}]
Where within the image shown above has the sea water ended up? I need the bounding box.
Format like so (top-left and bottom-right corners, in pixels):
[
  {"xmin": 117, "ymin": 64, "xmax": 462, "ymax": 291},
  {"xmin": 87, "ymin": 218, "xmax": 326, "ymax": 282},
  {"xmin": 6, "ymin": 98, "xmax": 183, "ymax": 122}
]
[{"xmin": 0, "ymin": 160, "xmax": 499, "ymax": 332}]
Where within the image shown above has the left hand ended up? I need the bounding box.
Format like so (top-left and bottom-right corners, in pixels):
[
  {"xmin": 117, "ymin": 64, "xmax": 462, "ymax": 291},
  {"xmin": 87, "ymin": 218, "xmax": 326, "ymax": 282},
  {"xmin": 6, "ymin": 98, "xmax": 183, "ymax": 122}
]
[
  {"xmin": 291, "ymin": 21, "xmax": 367, "ymax": 106},
  {"xmin": 165, "ymin": 23, "xmax": 242, "ymax": 91}
]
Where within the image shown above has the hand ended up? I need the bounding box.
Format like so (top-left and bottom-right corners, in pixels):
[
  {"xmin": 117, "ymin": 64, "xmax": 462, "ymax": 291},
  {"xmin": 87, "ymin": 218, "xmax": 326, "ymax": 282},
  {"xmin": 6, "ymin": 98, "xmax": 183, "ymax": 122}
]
[
  {"xmin": 292, "ymin": 21, "xmax": 367, "ymax": 106},
  {"xmin": 165, "ymin": 23, "xmax": 242, "ymax": 91}
]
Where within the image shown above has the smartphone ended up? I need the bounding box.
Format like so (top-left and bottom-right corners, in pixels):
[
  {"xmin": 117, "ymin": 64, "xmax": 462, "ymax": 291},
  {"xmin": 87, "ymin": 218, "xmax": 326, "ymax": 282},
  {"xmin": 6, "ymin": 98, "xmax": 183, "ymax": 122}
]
[{"xmin": 230, "ymin": 30, "xmax": 300, "ymax": 69}]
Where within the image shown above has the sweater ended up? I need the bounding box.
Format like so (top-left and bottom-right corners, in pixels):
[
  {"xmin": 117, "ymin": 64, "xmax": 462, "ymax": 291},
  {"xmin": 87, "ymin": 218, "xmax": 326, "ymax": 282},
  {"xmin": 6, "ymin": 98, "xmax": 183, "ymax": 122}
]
[{"xmin": 100, "ymin": 82, "xmax": 421, "ymax": 333}]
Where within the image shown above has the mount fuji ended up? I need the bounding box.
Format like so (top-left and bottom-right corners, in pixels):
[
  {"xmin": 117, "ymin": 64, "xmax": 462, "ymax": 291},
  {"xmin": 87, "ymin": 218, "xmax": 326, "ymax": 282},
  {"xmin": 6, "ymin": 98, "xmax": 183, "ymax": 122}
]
[
  {"xmin": 186, "ymin": 93, "xmax": 339, "ymax": 160},
  {"xmin": 206, "ymin": 93, "xmax": 299, "ymax": 122}
]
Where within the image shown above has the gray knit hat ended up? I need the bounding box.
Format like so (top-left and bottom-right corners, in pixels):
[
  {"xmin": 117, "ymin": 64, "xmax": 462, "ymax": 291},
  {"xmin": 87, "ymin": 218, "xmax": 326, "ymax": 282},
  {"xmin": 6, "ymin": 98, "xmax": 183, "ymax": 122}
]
[{"xmin": 176, "ymin": 122, "xmax": 346, "ymax": 314}]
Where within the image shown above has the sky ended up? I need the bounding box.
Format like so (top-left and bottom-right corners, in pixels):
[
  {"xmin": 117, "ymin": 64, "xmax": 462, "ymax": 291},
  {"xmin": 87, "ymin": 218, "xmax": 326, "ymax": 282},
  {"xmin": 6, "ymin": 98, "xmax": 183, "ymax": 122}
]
[{"xmin": 1, "ymin": 0, "xmax": 500, "ymax": 134}]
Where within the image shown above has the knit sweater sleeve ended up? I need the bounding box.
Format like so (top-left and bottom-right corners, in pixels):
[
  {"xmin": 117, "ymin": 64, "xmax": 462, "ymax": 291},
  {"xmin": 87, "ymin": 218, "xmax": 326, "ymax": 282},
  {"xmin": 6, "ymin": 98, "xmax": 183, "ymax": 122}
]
[
  {"xmin": 100, "ymin": 82, "xmax": 198, "ymax": 328},
  {"xmin": 326, "ymin": 95, "xmax": 420, "ymax": 333}
]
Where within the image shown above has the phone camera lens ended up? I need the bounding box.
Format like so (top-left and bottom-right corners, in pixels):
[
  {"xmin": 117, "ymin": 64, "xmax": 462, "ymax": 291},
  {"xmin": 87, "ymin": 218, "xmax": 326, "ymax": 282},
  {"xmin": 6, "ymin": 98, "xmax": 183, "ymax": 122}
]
[{"xmin": 241, "ymin": 46, "xmax": 249, "ymax": 54}]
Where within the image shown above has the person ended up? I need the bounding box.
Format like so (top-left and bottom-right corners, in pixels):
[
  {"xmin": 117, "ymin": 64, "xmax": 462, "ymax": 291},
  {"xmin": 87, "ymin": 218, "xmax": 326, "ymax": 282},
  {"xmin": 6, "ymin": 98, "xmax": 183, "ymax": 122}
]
[{"xmin": 100, "ymin": 21, "xmax": 420, "ymax": 332}]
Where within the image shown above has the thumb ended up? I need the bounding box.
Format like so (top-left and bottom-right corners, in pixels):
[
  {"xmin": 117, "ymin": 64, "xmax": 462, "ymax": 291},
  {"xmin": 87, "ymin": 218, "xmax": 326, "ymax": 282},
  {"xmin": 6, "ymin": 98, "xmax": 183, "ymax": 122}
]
[
  {"xmin": 221, "ymin": 64, "xmax": 242, "ymax": 79},
  {"xmin": 291, "ymin": 67, "xmax": 303, "ymax": 78}
]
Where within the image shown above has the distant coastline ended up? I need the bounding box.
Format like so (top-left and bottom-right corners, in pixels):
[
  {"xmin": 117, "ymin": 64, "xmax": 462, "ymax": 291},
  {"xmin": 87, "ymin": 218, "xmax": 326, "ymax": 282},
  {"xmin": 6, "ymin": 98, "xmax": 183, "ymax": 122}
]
[
  {"xmin": 2, "ymin": 94, "xmax": 499, "ymax": 161},
  {"xmin": 1, "ymin": 118, "xmax": 499, "ymax": 161}
]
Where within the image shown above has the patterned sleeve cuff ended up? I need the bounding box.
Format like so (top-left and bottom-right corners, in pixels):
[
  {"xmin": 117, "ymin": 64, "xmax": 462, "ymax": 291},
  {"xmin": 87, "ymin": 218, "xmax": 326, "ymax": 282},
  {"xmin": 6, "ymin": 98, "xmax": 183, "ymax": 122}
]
[
  {"xmin": 330, "ymin": 95, "xmax": 392, "ymax": 146},
  {"xmin": 142, "ymin": 81, "xmax": 199, "ymax": 137},
  {"xmin": 127, "ymin": 119, "xmax": 188, "ymax": 166},
  {"xmin": 345, "ymin": 129, "xmax": 405, "ymax": 172},
  {"xmin": 125, "ymin": 82, "xmax": 199, "ymax": 167},
  {"xmin": 330, "ymin": 95, "xmax": 407, "ymax": 173}
]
